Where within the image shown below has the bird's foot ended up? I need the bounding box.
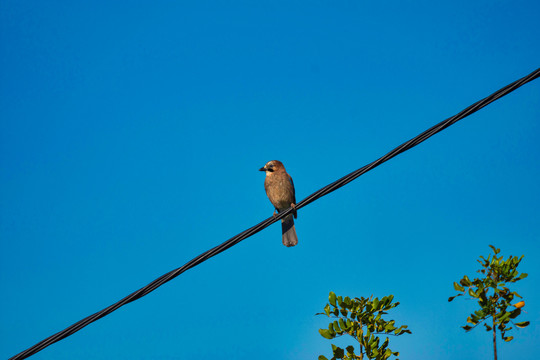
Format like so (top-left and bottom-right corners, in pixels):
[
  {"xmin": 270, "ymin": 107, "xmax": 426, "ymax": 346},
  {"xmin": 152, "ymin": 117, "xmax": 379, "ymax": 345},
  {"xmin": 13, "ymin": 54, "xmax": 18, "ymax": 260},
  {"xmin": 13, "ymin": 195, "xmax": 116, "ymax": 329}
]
[{"xmin": 291, "ymin": 203, "xmax": 297, "ymax": 218}]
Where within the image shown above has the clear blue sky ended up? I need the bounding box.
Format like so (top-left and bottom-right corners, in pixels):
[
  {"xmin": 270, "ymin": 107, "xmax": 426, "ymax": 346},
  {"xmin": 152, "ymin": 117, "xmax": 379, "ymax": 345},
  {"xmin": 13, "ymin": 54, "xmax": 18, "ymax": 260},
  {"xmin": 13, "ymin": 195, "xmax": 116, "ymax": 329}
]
[{"xmin": 1, "ymin": 1, "xmax": 538, "ymax": 359}]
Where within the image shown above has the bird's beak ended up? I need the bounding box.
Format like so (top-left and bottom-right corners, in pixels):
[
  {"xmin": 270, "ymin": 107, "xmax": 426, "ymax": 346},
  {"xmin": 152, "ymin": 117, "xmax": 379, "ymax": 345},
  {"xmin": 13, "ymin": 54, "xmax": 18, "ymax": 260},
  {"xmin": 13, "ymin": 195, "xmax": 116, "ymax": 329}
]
[{"xmin": 259, "ymin": 167, "xmax": 266, "ymax": 172}]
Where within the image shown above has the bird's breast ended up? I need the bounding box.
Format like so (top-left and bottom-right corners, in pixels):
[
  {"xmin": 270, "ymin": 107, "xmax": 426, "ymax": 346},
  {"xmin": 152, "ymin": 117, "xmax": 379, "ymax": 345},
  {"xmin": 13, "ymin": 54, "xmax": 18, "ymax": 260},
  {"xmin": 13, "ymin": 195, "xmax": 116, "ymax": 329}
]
[{"xmin": 265, "ymin": 176, "xmax": 294, "ymax": 210}]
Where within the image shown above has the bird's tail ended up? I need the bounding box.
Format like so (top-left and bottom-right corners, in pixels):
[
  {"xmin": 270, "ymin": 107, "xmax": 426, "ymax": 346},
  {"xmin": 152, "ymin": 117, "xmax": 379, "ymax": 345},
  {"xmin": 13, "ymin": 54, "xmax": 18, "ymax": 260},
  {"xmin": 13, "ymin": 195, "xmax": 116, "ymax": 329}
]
[{"xmin": 281, "ymin": 214, "xmax": 298, "ymax": 247}]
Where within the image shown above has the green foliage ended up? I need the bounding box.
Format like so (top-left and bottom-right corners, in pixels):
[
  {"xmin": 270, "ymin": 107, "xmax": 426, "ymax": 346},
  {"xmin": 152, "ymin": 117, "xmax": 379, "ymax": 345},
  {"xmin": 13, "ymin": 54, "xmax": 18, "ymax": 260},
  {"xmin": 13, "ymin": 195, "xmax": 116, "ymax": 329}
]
[
  {"xmin": 317, "ymin": 292, "xmax": 411, "ymax": 360},
  {"xmin": 448, "ymin": 245, "xmax": 529, "ymax": 342}
]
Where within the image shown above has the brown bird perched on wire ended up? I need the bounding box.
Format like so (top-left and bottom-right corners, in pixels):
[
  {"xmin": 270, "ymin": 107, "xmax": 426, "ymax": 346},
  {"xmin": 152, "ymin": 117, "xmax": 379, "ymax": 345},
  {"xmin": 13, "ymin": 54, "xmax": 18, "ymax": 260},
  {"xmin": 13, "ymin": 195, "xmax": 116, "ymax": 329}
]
[{"xmin": 259, "ymin": 160, "xmax": 298, "ymax": 247}]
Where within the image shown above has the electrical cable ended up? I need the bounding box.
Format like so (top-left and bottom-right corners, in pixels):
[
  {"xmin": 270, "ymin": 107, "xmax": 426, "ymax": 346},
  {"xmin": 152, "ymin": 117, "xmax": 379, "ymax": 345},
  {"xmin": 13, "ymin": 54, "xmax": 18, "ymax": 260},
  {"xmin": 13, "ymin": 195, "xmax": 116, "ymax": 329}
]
[{"xmin": 9, "ymin": 67, "xmax": 540, "ymax": 360}]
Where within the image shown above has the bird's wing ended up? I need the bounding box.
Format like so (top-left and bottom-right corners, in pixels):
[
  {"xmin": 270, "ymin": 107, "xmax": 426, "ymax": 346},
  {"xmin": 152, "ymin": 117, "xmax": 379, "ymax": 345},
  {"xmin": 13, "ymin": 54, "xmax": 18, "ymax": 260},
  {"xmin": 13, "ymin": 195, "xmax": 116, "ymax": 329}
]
[{"xmin": 288, "ymin": 174, "xmax": 296, "ymax": 203}]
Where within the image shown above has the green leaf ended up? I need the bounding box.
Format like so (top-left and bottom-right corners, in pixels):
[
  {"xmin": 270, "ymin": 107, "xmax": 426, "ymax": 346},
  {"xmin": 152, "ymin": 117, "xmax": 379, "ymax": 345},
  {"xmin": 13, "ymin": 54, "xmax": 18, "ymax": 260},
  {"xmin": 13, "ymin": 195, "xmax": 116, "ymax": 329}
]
[
  {"xmin": 468, "ymin": 288, "xmax": 478, "ymax": 298},
  {"xmin": 515, "ymin": 321, "xmax": 530, "ymax": 328},
  {"xmin": 489, "ymin": 245, "xmax": 500, "ymax": 254},
  {"xmin": 318, "ymin": 356, "xmax": 328, "ymax": 360},
  {"xmin": 395, "ymin": 325, "xmax": 411, "ymax": 335},
  {"xmin": 329, "ymin": 292, "xmax": 337, "ymax": 307},
  {"xmin": 474, "ymin": 287, "xmax": 486, "ymax": 299},
  {"xmin": 319, "ymin": 329, "xmax": 335, "ymax": 339},
  {"xmin": 453, "ymin": 282, "xmax": 465, "ymax": 292},
  {"xmin": 346, "ymin": 345, "xmax": 355, "ymax": 355},
  {"xmin": 333, "ymin": 320, "xmax": 342, "ymax": 334},
  {"xmin": 473, "ymin": 309, "xmax": 485, "ymax": 319},
  {"xmin": 504, "ymin": 336, "xmax": 514, "ymax": 342},
  {"xmin": 327, "ymin": 323, "xmax": 336, "ymax": 336},
  {"xmin": 462, "ymin": 325, "xmax": 473, "ymax": 331},
  {"xmin": 498, "ymin": 312, "xmax": 511, "ymax": 323},
  {"xmin": 509, "ymin": 308, "xmax": 521, "ymax": 319},
  {"xmin": 517, "ymin": 273, "xmax": 528, "ymax": 280},
  {"xmin": 332, "ymin": 346, "xmax": 344, "ymax": 358},
  {"xmin": 324, "ymin": 304, "xmax": 331, "ymax": 316}
]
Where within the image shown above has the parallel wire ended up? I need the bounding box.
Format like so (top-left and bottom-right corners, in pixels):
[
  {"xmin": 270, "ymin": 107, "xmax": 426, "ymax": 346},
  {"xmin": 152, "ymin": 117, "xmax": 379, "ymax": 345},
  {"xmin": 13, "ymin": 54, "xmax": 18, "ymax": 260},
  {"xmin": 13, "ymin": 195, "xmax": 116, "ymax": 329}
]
[{"xmin": 10, "ymin": 67, "xmax": 540, "ymax": 360}]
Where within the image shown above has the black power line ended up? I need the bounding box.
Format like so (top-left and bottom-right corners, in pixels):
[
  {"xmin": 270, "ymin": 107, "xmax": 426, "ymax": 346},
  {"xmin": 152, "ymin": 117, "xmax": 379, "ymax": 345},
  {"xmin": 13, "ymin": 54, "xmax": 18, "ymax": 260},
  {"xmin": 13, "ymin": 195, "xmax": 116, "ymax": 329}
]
[{"xmin": 9, "ymin": 67, "xmax": 540, "ymax": 360}]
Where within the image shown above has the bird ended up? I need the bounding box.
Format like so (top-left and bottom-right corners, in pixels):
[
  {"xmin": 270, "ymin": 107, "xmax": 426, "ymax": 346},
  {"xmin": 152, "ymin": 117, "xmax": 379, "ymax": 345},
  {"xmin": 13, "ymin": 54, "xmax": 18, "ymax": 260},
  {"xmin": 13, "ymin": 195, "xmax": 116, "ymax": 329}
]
[{"xmin": 259, "ymin": 160, "xmax": 298, "ymax": 247}]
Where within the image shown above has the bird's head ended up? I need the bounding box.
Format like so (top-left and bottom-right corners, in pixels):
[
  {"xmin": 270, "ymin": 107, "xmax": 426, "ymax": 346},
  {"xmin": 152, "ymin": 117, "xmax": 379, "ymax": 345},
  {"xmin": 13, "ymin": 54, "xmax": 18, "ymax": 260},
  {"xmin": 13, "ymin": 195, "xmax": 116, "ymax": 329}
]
[{"xmin": 259, "ymin": 160, "xmax": 285, "ymax": 174}]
